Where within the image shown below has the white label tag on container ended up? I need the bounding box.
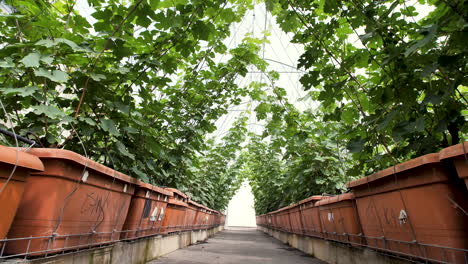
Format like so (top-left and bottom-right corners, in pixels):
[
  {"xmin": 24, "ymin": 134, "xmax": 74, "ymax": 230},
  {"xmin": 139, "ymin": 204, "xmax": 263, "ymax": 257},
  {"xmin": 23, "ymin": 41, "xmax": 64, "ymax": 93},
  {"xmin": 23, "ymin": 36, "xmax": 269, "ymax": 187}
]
[
  {"xmin": 150, "ymin": 207, "xmax": 158, "ymax": 221},
  {"xmin": 81, "ymin": 170, "xmax": 89, "ymax": 182},
  {"xmin": 158, "ymin": 208, "xmax": 165, "ymax": 221},
  {"xmin": 146, "ymin": 190, "xmax": 150, "ymax": 198}
]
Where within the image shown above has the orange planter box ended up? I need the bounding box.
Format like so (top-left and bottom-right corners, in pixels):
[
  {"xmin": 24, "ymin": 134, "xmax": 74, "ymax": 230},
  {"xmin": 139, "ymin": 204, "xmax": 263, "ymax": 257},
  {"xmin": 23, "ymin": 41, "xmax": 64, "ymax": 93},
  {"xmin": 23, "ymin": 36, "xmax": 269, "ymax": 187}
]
[
  {"xmin": 347, "ymin": 153, "xmax": 468, "ymax": 263},
  {"xmin": 288, "ymin": 204, "xmax": 303, "ymax": 234},
  {"xmin": 194, "ymin": 207, "xmax": 207, "ymax": 229},
  {"xmin": 0, "ymin": 147, "xmax": 43, "ymax": 244},
  {"xmin": 316, "ymin": 193, "xmax": 362, "ymax": 245},
  {"xmin": 200, "ymin": 207, "xmax": 213, "ymax": 229},
  {"xmin": 297, "ymin": 195, "xmax": 325, "ymax": 238},
  {"xmin": 120, "ymin": 181, "xmax": 171, "ymax": 240},
  {"xmin": 256, "ymin": 215, "xmax": 263, "ymax": 226},
  {"xmin": 184, "ymin": 200, "xmax": 199, "ymax": 231},
  {"xmin": 266, "ymin": 214, "xmax": 272, "ymax": 228},
  {"xmin": 205, "ymin": 209, "xmax": 215, "ymax": 228},
  {"xmin": 271, "ymin": 210, "xmax": 281, "ymax": 230},
  {"xmin": 273, "ymin": 207, "xmax": 291, "ymax": 232},
  {"xmin": 187, "ymin": 200, "xmax": 208, "ymax": 230},
  {"xmin": 440, "ymin": 142, "xmax": 468, "ymax": 191},
  {"xmin": 220, "ymin": 214, "xmax": 225, "ymax": 226},
  {"xmin": 215, "ymin": 211, "xmax": 222, "ymax": 226},
  {"xmin": 267, "ymin": 214, "xmax": 273, "ymax": 228},
  {"xmin": 213, "ymin": 210, "xmax": 222, "ymax": 227},
  {"xmin": 161, "ymin": 188, "xmax": 188, "ymax": 234},
  {"xmin": 5, "ymin": 149, "xmax": 135, "ymax": 256}
]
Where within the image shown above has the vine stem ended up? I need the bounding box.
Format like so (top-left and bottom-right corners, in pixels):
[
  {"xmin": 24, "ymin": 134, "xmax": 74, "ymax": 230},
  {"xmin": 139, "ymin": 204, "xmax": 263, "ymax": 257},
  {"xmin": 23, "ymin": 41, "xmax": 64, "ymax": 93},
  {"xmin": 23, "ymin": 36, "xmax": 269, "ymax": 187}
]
[{"xmin": 64, "ymin": 0, "xmax": 76, "ymax": 30}]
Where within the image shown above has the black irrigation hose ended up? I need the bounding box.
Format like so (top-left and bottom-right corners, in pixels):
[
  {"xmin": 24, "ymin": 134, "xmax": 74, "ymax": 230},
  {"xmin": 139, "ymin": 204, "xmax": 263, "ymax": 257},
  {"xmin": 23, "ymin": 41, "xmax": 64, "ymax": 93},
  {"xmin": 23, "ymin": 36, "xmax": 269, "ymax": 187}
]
[{"xmin": 0, "ymin": 128, "xmax": 41, "ymax": 147}]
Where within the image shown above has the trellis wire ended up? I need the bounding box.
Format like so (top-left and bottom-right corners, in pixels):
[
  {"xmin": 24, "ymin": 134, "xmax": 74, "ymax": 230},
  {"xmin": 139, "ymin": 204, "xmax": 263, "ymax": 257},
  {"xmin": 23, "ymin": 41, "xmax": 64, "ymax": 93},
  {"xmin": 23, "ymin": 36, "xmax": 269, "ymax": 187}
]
[{"xmin": 0, "ymin": 97, "xmax": 20, "ymax": 196}]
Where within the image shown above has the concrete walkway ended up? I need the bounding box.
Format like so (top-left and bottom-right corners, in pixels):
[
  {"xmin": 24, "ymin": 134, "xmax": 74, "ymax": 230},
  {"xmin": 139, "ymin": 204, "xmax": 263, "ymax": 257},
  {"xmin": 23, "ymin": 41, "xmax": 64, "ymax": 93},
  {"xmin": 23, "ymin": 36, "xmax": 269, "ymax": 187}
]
[{"xmin": 149, "ymin": 227, "xmax": 325, "ymax": 264}]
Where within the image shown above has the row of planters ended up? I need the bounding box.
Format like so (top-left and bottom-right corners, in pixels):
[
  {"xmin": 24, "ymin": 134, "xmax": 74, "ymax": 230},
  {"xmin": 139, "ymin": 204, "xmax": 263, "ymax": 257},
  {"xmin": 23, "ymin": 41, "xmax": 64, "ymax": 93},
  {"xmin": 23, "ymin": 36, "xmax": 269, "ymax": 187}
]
[
  {"xmin": 0, "ymin": 147, "xmax": 225, "ymax": 259},
  {"xmin": 257, "ymin": 142, "xmax": 468, "ymax": 264}
]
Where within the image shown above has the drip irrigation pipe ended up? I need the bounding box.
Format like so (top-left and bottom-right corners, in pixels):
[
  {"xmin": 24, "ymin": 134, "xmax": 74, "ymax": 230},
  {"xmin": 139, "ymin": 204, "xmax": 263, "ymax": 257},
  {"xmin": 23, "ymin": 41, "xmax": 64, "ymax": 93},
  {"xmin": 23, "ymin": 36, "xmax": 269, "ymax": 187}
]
[{"xmin": 0, "ymin": 128, "xmax": 40, "ymax": 147}]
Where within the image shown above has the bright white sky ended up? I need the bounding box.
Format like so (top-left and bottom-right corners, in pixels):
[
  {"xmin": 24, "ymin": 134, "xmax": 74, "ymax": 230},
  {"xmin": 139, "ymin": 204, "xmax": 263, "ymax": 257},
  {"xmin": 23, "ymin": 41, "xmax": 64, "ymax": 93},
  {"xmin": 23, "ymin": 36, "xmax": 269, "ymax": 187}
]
[{"xmin": 226, "ymin": 180, "xmax": 256, "ymax": 227}]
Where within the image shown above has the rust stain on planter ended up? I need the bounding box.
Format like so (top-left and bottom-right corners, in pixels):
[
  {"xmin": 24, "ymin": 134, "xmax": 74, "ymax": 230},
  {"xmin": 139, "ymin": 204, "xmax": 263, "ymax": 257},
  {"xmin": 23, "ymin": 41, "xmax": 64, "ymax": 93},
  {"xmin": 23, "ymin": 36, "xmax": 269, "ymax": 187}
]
[
  {"xmin": 120, "ymin": 181, "xmax": 171, "ymax": 240},
  {"xmin": 5, "ymin": 148, "xmax": 135, "ymax": 256},
  {"xmin": 0, "ymin": 146, "xmax": 43, "ymax": 242},
  {"xmin": 346, "ymin": 152, "xmax": 468, "ymax": 263}
]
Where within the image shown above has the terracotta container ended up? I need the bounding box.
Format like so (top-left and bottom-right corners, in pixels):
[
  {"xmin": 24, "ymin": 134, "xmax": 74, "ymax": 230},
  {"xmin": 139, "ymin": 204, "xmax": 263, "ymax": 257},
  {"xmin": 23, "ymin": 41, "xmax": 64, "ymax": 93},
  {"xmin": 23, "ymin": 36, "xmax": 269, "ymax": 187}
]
[
  {"xmin": 256, "ymin": 215, "xmax": 264, "ymax": 226},
  {"xmin": 257, "ymin": 215, "xmax": 264, "ymax": 226},
  {"xmin": 297, "ymin": 195, "xmax": 325, "ymax": 238},
  {"xmin": 194, "ymin": 206, "xmax": 208, "ymax": 229},
  {"xmin": 186, "ymin": 200, "xmax": 203, "ymax": 230},
  {"xmin": 202, "ymin": 209, "xmax": 211, "ymax": 229},
  {"xmin": 266, "ymin": 214, "xmax": 272, "ymax": 227},
  {"xmin": 212, "ymin": 210, "xmax": 220, "ymax": 227},
  {"xmin": 288, "ymin": 204, "xmax": 303, "ymax": 234},
  {"xmin": 347, "ymin": 153, "xmax": 468, "ymax": 263},
  {"xmin": 269, "ymin": 210, "xmax": 278, "ymax": 230},
  {"xmin": 216, "ymin": 211, "xmax": 222, "ymax": 226},
  {"xmin": 205, "ymin": 209, "xmax": 215, "ymax": 228},
  {"xmin": 161, "ymin": 188, "xmax": 188, "ymax": 234},
  {"xmin": 5, "ymin": 148, "xmax": 135, "ymax": 256},
  {"xmin": 275, "ymin": 207, "xmax": 291, "ymax": 232},
  {"xmin": 276, "ymin": 209, "xmax": 284, "ymax": 231},
  {"xmin": 220, "ymin": 214, "xmax": 225, "ymax": 226},
  {"xmin": 271, "ymin": 209, "xmax": 281, "ymax": 230},
  {"xmin": 210, "ymin": 209, "xmax": 218, "ymax": 227},
  {"xmin": 120, "ymin": 181, "xmax": 171, "ymax": 240},
  {"xmin": 213, "ymin": 211, "xmax": 219, "ymax": 227},
  {"xmin": 267, "ymin": 214, "xmax": 273, "ymax": 228},
  {"xmin": 271, "ymin": 212, "xmax": 276, "ymax": 228},
  {"xmin": 211, "ymin": 211, "xmax": 217, "ymax": 228},
  {"xmin": 440, "ymin": 142, "xmax": 468, "ymax": 190},
  {"xmin": 316, "ymin": 193, "xmax": 362, "ymax": 245},
  {"xmin": 215, "ymin": 211, "xmax": 223, "ymax": 227},
  {"xmin": 199, "ymin": 208, "xmax": 209, "ymax": 229},
  {"xmin": 0, "ymin": 147, "xmax": 44, "ymax": 244}
]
